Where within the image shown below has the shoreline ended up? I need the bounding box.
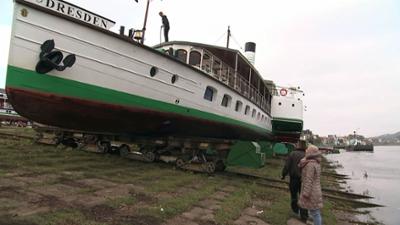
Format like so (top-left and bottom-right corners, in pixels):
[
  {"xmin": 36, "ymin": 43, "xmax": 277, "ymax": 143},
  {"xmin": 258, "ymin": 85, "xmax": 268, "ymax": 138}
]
[{"xmin": 324, "ymin": 154, "xmax": 384, "ymax": 225}]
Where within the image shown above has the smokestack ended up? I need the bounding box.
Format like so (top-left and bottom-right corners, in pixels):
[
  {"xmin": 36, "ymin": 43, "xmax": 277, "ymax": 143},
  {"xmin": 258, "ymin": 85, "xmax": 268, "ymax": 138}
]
[
  {"xmin": 245, "ymin": 42, "xmax": 256, "ymax": 64},
  {"xmin": 119, "ymin": 26, "xmax": 125, "ymax": 36}
]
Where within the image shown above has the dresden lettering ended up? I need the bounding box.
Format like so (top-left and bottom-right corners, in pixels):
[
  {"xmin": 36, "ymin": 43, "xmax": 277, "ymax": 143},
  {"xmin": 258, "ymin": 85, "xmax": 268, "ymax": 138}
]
[{"xmin": 27, "ymin": 0, "xmax": 115, "ymax": 29}]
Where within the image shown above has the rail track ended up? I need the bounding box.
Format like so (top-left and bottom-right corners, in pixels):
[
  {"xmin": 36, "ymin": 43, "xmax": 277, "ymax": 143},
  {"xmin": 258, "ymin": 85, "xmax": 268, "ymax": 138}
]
[{"xmin": 0, "ymin": 131, "xmax": 33, "ymax": 141}]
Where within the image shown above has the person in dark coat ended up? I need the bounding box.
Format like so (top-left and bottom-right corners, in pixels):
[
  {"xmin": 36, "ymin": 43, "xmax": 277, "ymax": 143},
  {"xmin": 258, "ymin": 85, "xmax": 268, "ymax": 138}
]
[
  {"xmin": 159, "ymin": 11, "xmax": 170, "ymax": 42},
  {"xmin": 281, "ymin": 140, "xmax": 309, "ymax": 221}
]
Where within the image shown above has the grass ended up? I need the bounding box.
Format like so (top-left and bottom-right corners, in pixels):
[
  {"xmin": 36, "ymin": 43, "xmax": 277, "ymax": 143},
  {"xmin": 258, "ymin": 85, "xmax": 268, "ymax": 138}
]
[
  {"xmin": 29, "ymin": 209, "xmax": 106, "ymax": 225},
  {"xmin": 106, "ymin": 196, "xmax": 137, "ymax": 209},
  {"xmin": 214, "ymin": 183, "xmax": 252, "ymax": 224},
  {"xmin": 142, "ymin": 180, "xmax": 222, "ymax": 219},
  {"xmin": 0, "ymin": 127, "xmax": 358, "ymax": 225}
]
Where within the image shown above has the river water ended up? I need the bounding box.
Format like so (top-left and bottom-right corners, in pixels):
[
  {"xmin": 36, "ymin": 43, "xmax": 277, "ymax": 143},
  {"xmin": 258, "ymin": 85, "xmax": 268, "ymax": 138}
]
[{"xmin": 325, "ymin": 146, "xmax": 400, "ymax": 225}]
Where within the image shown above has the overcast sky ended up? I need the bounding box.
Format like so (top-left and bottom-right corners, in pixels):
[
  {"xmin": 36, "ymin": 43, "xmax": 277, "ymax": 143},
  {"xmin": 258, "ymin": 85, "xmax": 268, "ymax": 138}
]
[{"xmin": 1, "ymin": 0, "xmax": 399, "ymax": 137}]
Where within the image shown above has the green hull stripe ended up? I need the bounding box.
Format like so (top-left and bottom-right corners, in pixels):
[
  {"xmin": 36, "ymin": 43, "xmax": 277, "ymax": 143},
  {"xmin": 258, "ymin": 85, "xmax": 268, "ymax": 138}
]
[
  {"xmin": 6, "ymin": 65, "xmax": 271, "ymax": 134},
  {"xmin": 272, "ymin": 117, "xmax": 303, "ymax": 124},
  {"xmin": 272, "ymin": 117, "xmax": 303, "ymax": 134}
]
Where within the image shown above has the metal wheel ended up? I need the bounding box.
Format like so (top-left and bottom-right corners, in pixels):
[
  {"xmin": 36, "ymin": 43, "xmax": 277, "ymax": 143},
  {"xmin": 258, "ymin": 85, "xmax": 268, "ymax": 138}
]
[
  {"xmin": 76, "ymin": 141, "xmax": 86, "ymax": 150},
  {"xmin": 52, "ymin": 135, "xmax": 63, "ymax": 146},
  {"xmin": 215, "ymin": 160, "xmax": 226, "ymax": 172},
  {"xmin": 204, "ymin": 162, "xmax": 216, "ymax": 174},
  {"xmin": 109, "ymin": 146, "xmax": 120, "ymax": 155},
  {"xmin": 83, "ymin": 134, "xmax": 97, "ymax": 144},
  {"xmin": 34, "ymin": 132, "xmax": 44, "ymax": 143},
  {"xmin": 96, "ymin": 141, "xmax": 110, "ymax": 153},
  {"xmin": 119, "ymin": 144, "xmax": 130, "ymax": 157},
  {"xmin": 145, "ymin": 151, "xmax": 156, "ymax": 162},
  {"xmin": 62, "ymin": 137, "xmax": 78, "ymax": 148},
  {"xmin": 176, "ymin": 158, "xmax": 185, "ymax": 168}
]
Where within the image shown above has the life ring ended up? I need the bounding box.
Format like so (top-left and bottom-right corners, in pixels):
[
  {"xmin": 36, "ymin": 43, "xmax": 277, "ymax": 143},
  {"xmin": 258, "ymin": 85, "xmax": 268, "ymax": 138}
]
[{"xmin": 280, "ymin": 88, "xmax": 288, "ymax": 96}]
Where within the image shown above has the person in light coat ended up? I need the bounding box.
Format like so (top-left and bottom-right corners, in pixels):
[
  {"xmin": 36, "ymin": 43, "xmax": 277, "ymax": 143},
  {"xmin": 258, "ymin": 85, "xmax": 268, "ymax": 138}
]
[
  {"xmin": 298, "ymin": 145, "xmax": 323, "ymax": 225},
  {"xmin": 281, "ymin": 140, "xmax": 309, "ymax": 221}
]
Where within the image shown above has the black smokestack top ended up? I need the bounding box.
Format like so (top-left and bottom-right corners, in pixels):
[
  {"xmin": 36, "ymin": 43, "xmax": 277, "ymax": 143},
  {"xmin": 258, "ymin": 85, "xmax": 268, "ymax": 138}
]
[
  {"xmin": 245, "ymin": 42, "xmax": 256, "ymax": 53},
  {"xmin": 245, "ymin": 42, "xmax": 256, "ymax": 64}
]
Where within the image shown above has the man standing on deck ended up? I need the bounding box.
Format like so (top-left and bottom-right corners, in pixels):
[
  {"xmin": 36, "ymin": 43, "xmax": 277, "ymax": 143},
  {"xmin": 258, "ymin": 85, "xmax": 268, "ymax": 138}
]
[
  {"xmin": 159, "ymin": 11, "xmax": 170, "ymax": 42},
  {"xmin": 281, "ymin": 140, "xmax": 309, "ymax": 222}
]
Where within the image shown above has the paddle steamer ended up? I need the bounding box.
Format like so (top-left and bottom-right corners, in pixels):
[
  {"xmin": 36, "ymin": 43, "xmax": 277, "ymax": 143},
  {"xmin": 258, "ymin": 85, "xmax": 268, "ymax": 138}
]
[{"xmin": 6, "ymin": 0, "xmax": 304, "ymax": 171}]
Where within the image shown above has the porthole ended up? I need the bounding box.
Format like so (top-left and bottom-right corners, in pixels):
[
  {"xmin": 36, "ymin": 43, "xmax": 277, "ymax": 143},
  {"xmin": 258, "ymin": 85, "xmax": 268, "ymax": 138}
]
[
  {"xmin": 150, "ymin": 66, "xmax": 158, "ymax": 77},
  {"xmin": 171, "ymin": 74, "xmax": 178, "ymax": 84},
  {"xmin": 21, "ymin": 8, "xmax": 28, "ymax": 17},
  {"xmin": 292, "ymin": 104, "xmax": 295, "ymax": 107},
  {"xmin": 278, "ymin": 102, "xmax": 282, "ymax": 106}
]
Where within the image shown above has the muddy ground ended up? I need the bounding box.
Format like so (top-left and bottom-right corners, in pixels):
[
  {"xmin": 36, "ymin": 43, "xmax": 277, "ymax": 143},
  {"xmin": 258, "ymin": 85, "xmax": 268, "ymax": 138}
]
[{"xmin": 0, "ymin": 127, "xmax": 361, "ymax": 225}]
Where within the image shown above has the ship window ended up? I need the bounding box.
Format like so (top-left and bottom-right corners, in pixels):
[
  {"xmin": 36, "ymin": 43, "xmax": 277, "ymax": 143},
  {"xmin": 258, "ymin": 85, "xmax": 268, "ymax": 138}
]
[
  {"xmin": 244, "ymin": 105, "xmax": 250, "ymax": 115},
  {"xmin": 212, "ymin": 59, "xmax": 221, "ymax": 77},
  {"xmin": 202, "ymin": 53, "xmax": 211, "ymax": 73},
  {"xmin": 189, "ymin": 50, "xmax": 201, "ymax": 67},
  {"xmin": 175, "ymin": 49, "xmax": 187, "ymax": 63},
  {"xmin": 235, "ymin": 101, "xmax": 243, "ymax": 112},
  {"xmin": 221, "ymin": 94, "xmax": 232, "ymax": 107},
  {"xmin": 204, "ymin": 86, "xmax": 216, "ymax": 101},
  {"xmin": 257, "ymin": 112, "xmax": 260, "ymax": 120},
  {"xmin": 252, "ymin": 109, "xmax": 256, "ymax": 118}
]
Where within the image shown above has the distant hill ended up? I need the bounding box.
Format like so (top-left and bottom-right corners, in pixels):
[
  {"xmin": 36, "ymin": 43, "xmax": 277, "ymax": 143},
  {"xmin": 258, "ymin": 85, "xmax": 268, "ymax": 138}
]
[
  {"xmin": 371, "ymin": 131, "xmax": 400, "ymax": 145},
  {"xmin": 374, "ymin": 131, "xmax": 400, "ymax": 139}
]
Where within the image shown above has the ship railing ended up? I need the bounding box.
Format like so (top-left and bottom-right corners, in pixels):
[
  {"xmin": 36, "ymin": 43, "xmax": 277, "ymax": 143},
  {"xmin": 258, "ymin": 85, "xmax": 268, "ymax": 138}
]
[
  {"xmin": 199, "ymin": 54, "xmax": 270, "ymax": 114},
  {"xmin": 228, "ymin": 74, "xmax": 269, "ymax": 113}
]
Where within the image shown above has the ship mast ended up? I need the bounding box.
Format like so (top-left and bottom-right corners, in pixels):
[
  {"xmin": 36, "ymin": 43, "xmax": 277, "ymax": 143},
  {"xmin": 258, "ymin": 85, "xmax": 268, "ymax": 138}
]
[
  {"xmin": 226, "ymin": 26, "xmax": 231, "ymax": 48},
  {"xmin": 141, "ymin": 0, "xmax": 150, "ymax": 44}
]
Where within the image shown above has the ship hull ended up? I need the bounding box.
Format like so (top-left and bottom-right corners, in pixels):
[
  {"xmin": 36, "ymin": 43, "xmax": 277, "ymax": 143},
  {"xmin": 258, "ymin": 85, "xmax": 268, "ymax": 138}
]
[
  {"xmin": 6, "ymin": 66, "xmax": 269, "ymax": 140},
  {"xmin": 7, "ymin": 87, "xmax": 268, "ymax": 140}
]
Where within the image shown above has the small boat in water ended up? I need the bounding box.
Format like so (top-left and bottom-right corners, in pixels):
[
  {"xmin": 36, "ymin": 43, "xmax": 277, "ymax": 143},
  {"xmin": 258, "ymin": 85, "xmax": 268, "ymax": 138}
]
[
  {"xmin": 346, "ymin": 144, "xmax": 374, "ymax": 152},
  {"xmin": 345, "ymin": 130, "xmax": 374, "ymax": 152}
]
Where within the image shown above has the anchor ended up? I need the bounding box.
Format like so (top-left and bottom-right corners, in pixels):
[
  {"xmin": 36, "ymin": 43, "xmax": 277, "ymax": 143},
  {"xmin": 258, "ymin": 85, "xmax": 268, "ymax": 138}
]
[{"xmin": 35, "ymin": 39, "xmax": 76, "ymax": 74}]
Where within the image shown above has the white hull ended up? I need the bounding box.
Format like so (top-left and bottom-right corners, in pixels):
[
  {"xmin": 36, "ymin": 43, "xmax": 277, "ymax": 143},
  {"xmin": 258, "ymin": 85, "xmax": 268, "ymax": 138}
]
[{"xmin": 7, "ymin": 1, "xmax": 273, "ymax": 138}]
